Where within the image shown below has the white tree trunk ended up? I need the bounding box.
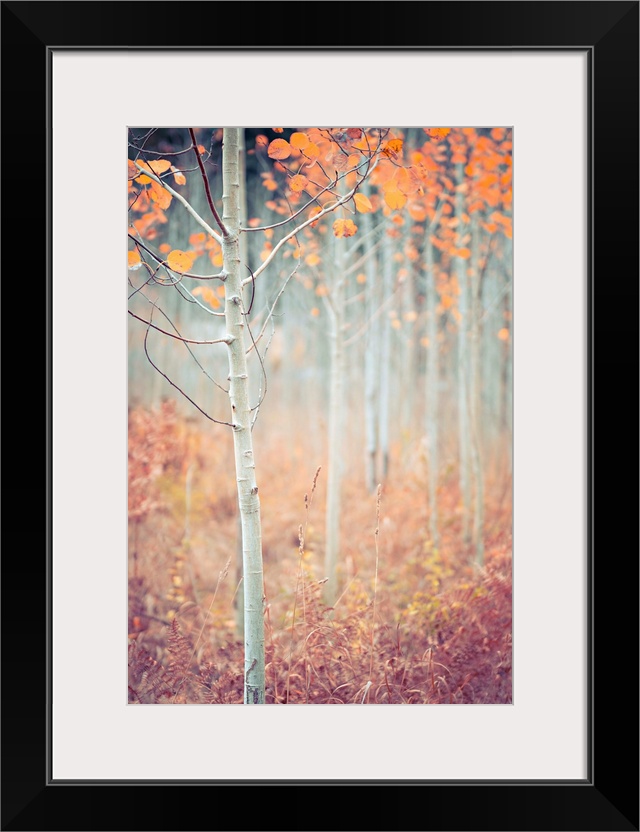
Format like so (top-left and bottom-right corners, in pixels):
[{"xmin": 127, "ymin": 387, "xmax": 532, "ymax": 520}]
[
  {"xmin": 425, "ymin": 240, "xmax": 440, "ymax": 546},
  {"xmin": 469, "ymin": 215, "xmax": 484, "ymax": 566},
  {"xmin": 222, "ymin": 128, "xmax": 264, "ymax": 703},
  {"xmin": 456, "ymin": 164, "xmax": 472, "ymax": 545},
  {"xmin": 323, "ymin": 229, "xmax": 346, "ymax": 606},
  {"xmin": 234, "ymin": 128, "xmax": 249, "ymax": 638},
  {"xmin": 379, "ymin": 233, "xmax": 392, "ymax": 480},
  {"xmin": 363, "ymin": 205, "xmax": 379, "ymax": 493}
]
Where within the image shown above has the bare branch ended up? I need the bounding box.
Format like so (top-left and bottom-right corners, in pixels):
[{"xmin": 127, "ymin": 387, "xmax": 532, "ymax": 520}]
[
  {"xmin": 142, "ymin": 312, "xmax": 233, "ymax": 427},
  {"xmin": 127, "ymin": 234, "xmax": 226, "ymax": 281},
  {"xmin": 240, "ymin": 152, "xmax": 376, "ymax": 238},
  {"xmin": 241, "ymin": 156, "xmax": 379, "ymax": 287},
  {"xmin": 129, "ymin": 144, "xmax": 192, "ymax": 157},
  {"xmin": 133, "ymin": 287, "xmax": 229, "ymax": 394},
  {"xmin": 133, "ymin": 161, "xmax": 223, "ymax": 245},
  {"xmin": 174, "ymin": 282, "xmax": 225, "ymax": 317},
  {"xmin": 188, "ymin": 128, "xmax": 228, "ymax": 237},
  {"xmin": 245, "ymin": 260, "xmax": 300, "ymax": 355},
  {"xmin": 240, "ymin": 171, "xmax": 341, "ymax": 233},
  {"xmin": 129, "ymin": 311, "xmax": 232, "ymax": 345}
]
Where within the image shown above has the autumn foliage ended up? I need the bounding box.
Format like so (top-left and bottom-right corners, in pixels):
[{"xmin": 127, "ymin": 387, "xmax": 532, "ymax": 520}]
[{"xmin": 127, "ymin": 126, "xmax": 513, "ymax": 704}]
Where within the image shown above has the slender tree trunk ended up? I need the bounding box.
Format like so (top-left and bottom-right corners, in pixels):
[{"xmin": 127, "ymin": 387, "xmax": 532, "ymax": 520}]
[
  {"xmin": 456, "ymin": 165, "xmax": 472, "ymax": 546},
  {"xmin": 469, "ymin": 215, "xmax": 484, "ymax": 566},
  {"xmin": 503, "ymin": 236, "xmax": 513, "ymax": 480},
  {"xmin": 425, "ymin": 240, "xmax": 440, "ymax": 546},
  {"xmin": 222, "ymin": 128, "xmax": 264, "ymax": 703},
  {"xmin": 363, "ymin": 205, "xmax": 379, "ymax": 493},
  {"xmin": 234, "ymin": 129, "xmax": 249, "ymax": 637},
  {"xmin": 379, "ymin": 233, "xmax": 392, "ymax": 480},
  {"xmin": 323, "ymin": 227, "xmax": 347, "ymax": 606}
]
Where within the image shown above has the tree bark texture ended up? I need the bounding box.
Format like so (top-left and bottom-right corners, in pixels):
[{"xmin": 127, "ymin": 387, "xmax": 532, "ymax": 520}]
[{"xmin": 222, "ymin": 128, "xmax": 265, "ymax": 703}]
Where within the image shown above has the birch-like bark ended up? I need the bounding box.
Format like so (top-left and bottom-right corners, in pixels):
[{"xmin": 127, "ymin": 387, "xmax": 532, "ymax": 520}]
[
  {"xmin": 362, "ymin": 203, "xmax": 379, "ymax": 493},
  {"xmin": 379, "ymin": 233, "xmax": 392, "ymax": 480},
  {"xmin": 222, "ymin": 128, "xmax": 264, "ymax": 703},
  {"xmin": 456, "ymin": 164, "xmax": 472, "ymax": 545},
  {"xmin": 425, "ymin": 240, "xmax": 440, "ymax": 546},
  {"xmin": 469, "ymin": 215, "xmax": 484, "ymax": 566},
  {"xmin": 503, "ymin": 235, "xmax": 513, "ymax": 479},
  {"xmin": 323, "ymin": 230, "xmax": 346, "ymax": 606},
  {"xmin": 234, "ymin": 129, "xmax": 249, "ymax": 637}
]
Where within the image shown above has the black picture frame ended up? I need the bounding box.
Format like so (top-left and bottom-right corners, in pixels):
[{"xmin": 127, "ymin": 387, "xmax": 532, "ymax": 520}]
[{"xmin": 2, "ymin": 2, "xmax": 638, "ymax": 830}]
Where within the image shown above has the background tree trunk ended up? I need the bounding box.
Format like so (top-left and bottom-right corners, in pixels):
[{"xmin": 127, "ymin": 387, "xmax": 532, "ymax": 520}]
[
  {"xmin": 323, "ymin": 228, "xmax": 346, "ymax": 606},
  {"xmin": 469, "ymin": 214, "xmax": 484, "ymax": 566},
  {"xmin": 456, "ymin": 164, "xmax": 472, "ymax": 546},
  {"xmin": 363, "ymin": 203, "xmax": 380, "ymax": 493},
  {"xmin": 425, "ymin": 239, "xmax": 440, "ymax": 546}
]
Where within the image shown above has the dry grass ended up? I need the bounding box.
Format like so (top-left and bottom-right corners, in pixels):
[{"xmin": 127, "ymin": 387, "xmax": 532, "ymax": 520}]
[{"xmin": 128, "ymin": 402, "xmax": 512, "ymax": 704}]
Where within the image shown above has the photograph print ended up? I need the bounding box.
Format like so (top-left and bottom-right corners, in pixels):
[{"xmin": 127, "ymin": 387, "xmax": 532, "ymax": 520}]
[{"xmin": 127, "ymin": 126, "xmax": 513, "ymax": 705}]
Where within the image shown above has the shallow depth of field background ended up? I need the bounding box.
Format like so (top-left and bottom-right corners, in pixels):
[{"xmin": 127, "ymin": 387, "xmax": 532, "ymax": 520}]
[{"xmin": 128, "ymin": 127, "xmax": 512, "ymax": 704}]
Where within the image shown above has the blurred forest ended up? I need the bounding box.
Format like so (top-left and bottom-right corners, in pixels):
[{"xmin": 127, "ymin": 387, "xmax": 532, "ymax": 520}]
[{"xmin": 128, "ymin": 127, "xmax": 512, "ymax": 704}]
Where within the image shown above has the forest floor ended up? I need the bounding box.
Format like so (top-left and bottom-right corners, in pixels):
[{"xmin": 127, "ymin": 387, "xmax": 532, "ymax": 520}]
[{"xmin": 128, "ymin": 401, "xmax": 512, "ymax": 704}]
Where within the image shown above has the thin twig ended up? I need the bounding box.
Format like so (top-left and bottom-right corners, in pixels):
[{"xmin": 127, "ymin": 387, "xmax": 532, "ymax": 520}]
[
  {"xmin": 188, "ymin": 128, "xmax": 228, "ymax": 237},
  {"xmin": 130, "ymin": 311, "xmax": 232, "ymax": 345},
  {"xmin": 142, "ymin": 309, "xmax": 233, "ymax": 426},
  {"xmin": 133, "ymin": 161, "xmax": 223, "ymax": 245}
]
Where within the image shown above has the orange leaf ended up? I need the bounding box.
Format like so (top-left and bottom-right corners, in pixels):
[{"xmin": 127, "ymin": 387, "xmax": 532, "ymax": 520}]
[
  {"xmin": 305, "ymin": 253, "xmax": 321, "ymax": 267},
  {"xmin": 333, "ymin": 218, "xmax": 358, "ymax": 238},
  {"xmin": 166, "ymin": 250, "xmax": 195, "ymax": 273},
  {"xmin": 127, "ymin": 159, "xmax": 138, "ymax": 180},
  {"xmin": 268, "ymin": 139, "xmax": 292, "ymax": 160},
  {"xmin": 272, "ymin": 127, "xmax": 284, "ymax": 133},
  {"xmin": 382, "ymin": 138, "xmax": 403, "ymax": 158},
  {"xmin": 384, "ymin": 187, "xmax": 407, "ymax": 211},
  {"xmin": 353, "ymin": 193, "xmax": 373, "ymax": 213},
  {"xmin": 424, "ymin": 128, "xmax": 451, "ymax": 140},
  {"xmin": 148, "ymin": 160, "xmax": 171, "ymax": 175},
  {"xmin": 356, "ymin": 272, "xmax": 366, "ymax": 284},
  {"xmin": 128, "ymin": 250, "xmax": 142, "ymax": 270},
  {"xmin": 310, "ymin": 307, "xmax": 320, "ymax": 317},
  {"xmin": 159, "ymin": 243, "xmax": 171, "ymax": 254},
  {"xmin": 189, "ymin": 232, "xmax": 207, "ymax": 247},
  {"xmin": 290, "ymin": 132, "xmax": 309, "ymax": 149},
  {"xmin": 289, "ymin": 174, "xmax": 308, "ymax": 193},
  {"xmin": 192, "ymin": 286, "xmax": 221, "ymax": 309},
  {"xmin": 497, "ymin": 327, "xmax": 510, "ymax": 341},
  {"xmin": 456, "ymin": 247, "xmax": 471, "ymax": 259},
  {"xmin": 149, "ymin": 181, "xmax": 172, "ymax": 210},
  {"xmin": 171, "ymin": 166, "xmax": 186, "ymax": 186},
  {"xmin": 408, "ymin": 202, "xmax": 428, "ymax": 222}
]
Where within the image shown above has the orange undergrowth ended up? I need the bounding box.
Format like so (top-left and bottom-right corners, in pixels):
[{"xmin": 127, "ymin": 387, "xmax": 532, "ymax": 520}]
[{"xmin": 128, "ymin": 402, "xmax": 512, "ymax": 704}]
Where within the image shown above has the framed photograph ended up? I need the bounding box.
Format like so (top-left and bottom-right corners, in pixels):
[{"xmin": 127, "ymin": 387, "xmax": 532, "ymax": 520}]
[{"xmin": 3, "ymin": 1, "xmax": 637, "ymax": 830}]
